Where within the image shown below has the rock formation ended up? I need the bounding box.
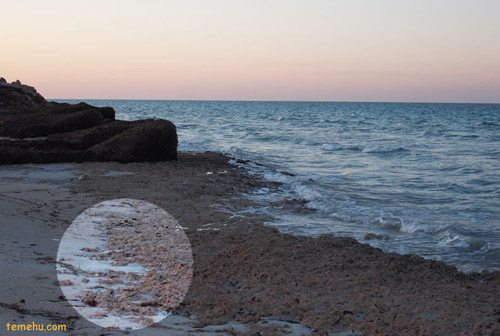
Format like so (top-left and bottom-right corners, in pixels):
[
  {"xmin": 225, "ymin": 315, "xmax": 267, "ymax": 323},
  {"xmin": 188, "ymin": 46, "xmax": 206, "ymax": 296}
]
[{"xmin": 0, "ymin": 78, "xmax": 177, "ymax": 164}]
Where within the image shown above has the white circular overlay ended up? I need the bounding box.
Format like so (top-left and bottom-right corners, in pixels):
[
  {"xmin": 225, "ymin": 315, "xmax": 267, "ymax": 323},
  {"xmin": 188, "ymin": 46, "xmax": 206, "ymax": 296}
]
[{"xmin": 56, "ymin": 199, "xmax": 193, "ymax": 330}]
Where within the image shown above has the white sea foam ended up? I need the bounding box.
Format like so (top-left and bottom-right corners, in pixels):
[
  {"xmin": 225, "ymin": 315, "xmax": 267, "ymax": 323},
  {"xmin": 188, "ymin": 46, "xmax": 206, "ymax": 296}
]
[
  {"xmin": 292, "ymin": 184, "xmax": 322, "ymax": 202},
  {"xmin": 375, "ymin": 216, "xmax": 403, "ymax": 230},
  {"xmin": 438, "ymin": 232, "xmax": 469, "ymax": 248},
  {"xmin": 399, "ymin": 220, "xmax": 448, "ymax": 234},
  {"xmin": 263, "ymin": 171, "xmax": 295, "ymax": 184}
]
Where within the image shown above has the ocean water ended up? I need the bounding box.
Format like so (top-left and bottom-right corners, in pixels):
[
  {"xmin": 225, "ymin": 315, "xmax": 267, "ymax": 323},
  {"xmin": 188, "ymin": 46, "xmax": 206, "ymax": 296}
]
[{"xmin": 57, "ymin": 100, "xmax": 500, "ymax": 273}]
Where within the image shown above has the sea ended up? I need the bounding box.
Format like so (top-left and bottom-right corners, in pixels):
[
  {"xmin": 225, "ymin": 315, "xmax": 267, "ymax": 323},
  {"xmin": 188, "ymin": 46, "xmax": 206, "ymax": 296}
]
[{"xmin": 57, "ymin": 100, "xmax": 500, "ymax": 273}]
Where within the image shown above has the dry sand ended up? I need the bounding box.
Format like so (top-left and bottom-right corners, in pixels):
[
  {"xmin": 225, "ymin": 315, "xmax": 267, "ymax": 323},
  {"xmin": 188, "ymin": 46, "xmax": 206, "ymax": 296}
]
[{"xmin": 0, "ymin": 152, "xmax": 499, "ymax": 335}]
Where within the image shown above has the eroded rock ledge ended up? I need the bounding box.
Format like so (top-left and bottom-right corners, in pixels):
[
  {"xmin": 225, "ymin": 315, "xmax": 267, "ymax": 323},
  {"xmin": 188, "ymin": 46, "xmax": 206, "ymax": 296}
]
[{"xmin": 0, "ymin": 78, "xmax": 177, "ymax": 164}]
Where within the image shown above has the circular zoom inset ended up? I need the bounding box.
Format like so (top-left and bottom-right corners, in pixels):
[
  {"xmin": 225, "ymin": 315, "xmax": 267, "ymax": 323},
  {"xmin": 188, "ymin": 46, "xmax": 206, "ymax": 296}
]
[{"xmin": 56, "ymin": 199, "xmax": 193, "ymax": 330}]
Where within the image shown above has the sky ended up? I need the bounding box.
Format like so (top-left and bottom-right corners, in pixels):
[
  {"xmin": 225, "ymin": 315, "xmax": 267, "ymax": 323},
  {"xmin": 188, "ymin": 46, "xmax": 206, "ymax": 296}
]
[{"xmin": 1, "ymin": 0, "xmax": 499, "ymax": 103}]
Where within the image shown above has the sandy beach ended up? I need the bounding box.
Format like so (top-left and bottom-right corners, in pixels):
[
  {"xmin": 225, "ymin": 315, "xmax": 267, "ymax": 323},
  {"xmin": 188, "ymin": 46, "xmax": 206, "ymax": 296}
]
[{"xmin": 0, "ymin": 151, "xmax": 499, "ymax": 335}]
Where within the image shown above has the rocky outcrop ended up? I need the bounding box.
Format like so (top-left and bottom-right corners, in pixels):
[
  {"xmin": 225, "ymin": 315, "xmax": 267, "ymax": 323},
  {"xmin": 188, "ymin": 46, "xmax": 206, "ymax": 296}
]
[
  {"xmin": 0, "ymin": 78, "xmax": 177, "ymax": 164},
  {"xmin": 0, "ymin": 78, "xmax": 46, "ymax": 112}
]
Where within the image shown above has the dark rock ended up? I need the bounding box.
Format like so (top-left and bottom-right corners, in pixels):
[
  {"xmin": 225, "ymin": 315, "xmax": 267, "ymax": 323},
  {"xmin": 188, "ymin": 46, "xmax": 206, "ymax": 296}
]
[
  {"xmin": 48, "ymin": 102, "xmax": 115, "ymax": 121},
  {"xmin": 0, "ymin": 101, "xmax": 116, "ymax": 138},
  {"xmin": 0, "ymin": 78, "xmax": 177, "ymax": 164},
  {"xmin": 46, "ymin": 120, "xmax": 134, "ymax": 150},
  {"xmin": 91, "ymin": 119, "xmax": 178, "ymax": 162},
  {"xmin": 0, "ymin": 108, "xmax": 104, "ymax": 138},
  {"xmin": 0, "ymin": 80, "xmax": 47, "ymax": 112},
  {"xmin": 364, "ymin": 233, "xmax": 390, "ymax": 240}
]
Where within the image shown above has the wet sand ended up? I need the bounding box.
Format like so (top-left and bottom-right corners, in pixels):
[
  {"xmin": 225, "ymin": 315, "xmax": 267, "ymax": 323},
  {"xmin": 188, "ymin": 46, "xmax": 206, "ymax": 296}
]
[{"xmin": 0, "ymin": 152, "xmax": 499, "ymax": 335}]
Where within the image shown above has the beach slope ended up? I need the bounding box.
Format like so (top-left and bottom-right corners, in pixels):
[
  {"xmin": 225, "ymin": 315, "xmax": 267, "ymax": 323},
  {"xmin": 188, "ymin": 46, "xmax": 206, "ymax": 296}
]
[{"xmin": 0, "ymin": 152, "xmax": 498, "ymax": 335}]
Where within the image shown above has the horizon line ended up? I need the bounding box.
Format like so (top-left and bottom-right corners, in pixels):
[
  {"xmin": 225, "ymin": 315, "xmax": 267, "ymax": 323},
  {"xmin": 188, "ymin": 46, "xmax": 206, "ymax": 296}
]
[{"xmin": 48, "ymin": 98, "xmax": 500, "ymax": 105}]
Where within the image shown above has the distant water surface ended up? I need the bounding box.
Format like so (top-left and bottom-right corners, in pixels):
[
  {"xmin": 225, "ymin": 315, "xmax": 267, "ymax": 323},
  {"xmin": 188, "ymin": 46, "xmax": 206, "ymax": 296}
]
[{"xmin": 56, "ymin": 100, "xmax": 500, "ymax": 272}]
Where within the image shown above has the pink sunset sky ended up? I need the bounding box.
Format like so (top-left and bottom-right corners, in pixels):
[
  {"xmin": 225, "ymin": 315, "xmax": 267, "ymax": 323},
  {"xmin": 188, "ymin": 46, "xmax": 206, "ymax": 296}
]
[{"xmin": 1, "ymin": 0, "xmax": 499, "ymax": 103}]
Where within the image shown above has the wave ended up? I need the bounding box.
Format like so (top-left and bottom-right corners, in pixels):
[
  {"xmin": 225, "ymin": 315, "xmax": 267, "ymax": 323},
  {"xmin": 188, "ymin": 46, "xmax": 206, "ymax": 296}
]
[
  {"xmin": 262, "ymin": 171, "xmax": 323, "ymax": 207},
  {"xmin": 292, "ymin": 184, "xmax": 322, "ymax": 204},
  {"xmin": 321, "ymin": 143, "xmax": 407, "ymax": 153},
  {"xmin": 321, "ymin": 143, "xmax": 343, "ymax": 151},
  {"xmin": 438, "ymin": 232, "xmax": 470, "ymax": 248},
  {"xmin": 445, "ymin": 133, "xmax": 479, "ymax": 139},
  {"xmin": 362, "ymin": 145, "xmax": 407, "ymax": 154},
  {"xmin": 321, "ymin": 143, "xmax": 361, "ymax": 151},
  {"xmin": 420, "ymin": 129, "xmax": 445, "ymax": 137},
  {"xmin": 374, "ymin": 216, "xmax": 448, "ymax": 235},
  {"xmin": 475, "ymin": 121, "xmax": 500, "ymax": 127},
  {"xmin": 260, "ymin": 168, "xmax": 326, "ymax": 211},
  {"xmin": 438, "ymin": 233, "xmax": 490, "ymax": 252},
  {"xmin": 263, "ymin": 171, "xmax": 295, "ymax": 184},
  {"xmin": 375, "ymin": 216, "xmax": 404, "ymax": 231},
  {"xmin": 242, "ymin": 134, "xmax": 260, "ymax": 140}
]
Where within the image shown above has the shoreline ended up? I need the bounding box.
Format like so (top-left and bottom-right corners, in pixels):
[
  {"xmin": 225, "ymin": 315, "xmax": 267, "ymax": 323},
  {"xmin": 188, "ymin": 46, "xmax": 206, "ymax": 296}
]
[{"xmin": 0, "ymin": 151, "xmax": 499, "ymax": 335}]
